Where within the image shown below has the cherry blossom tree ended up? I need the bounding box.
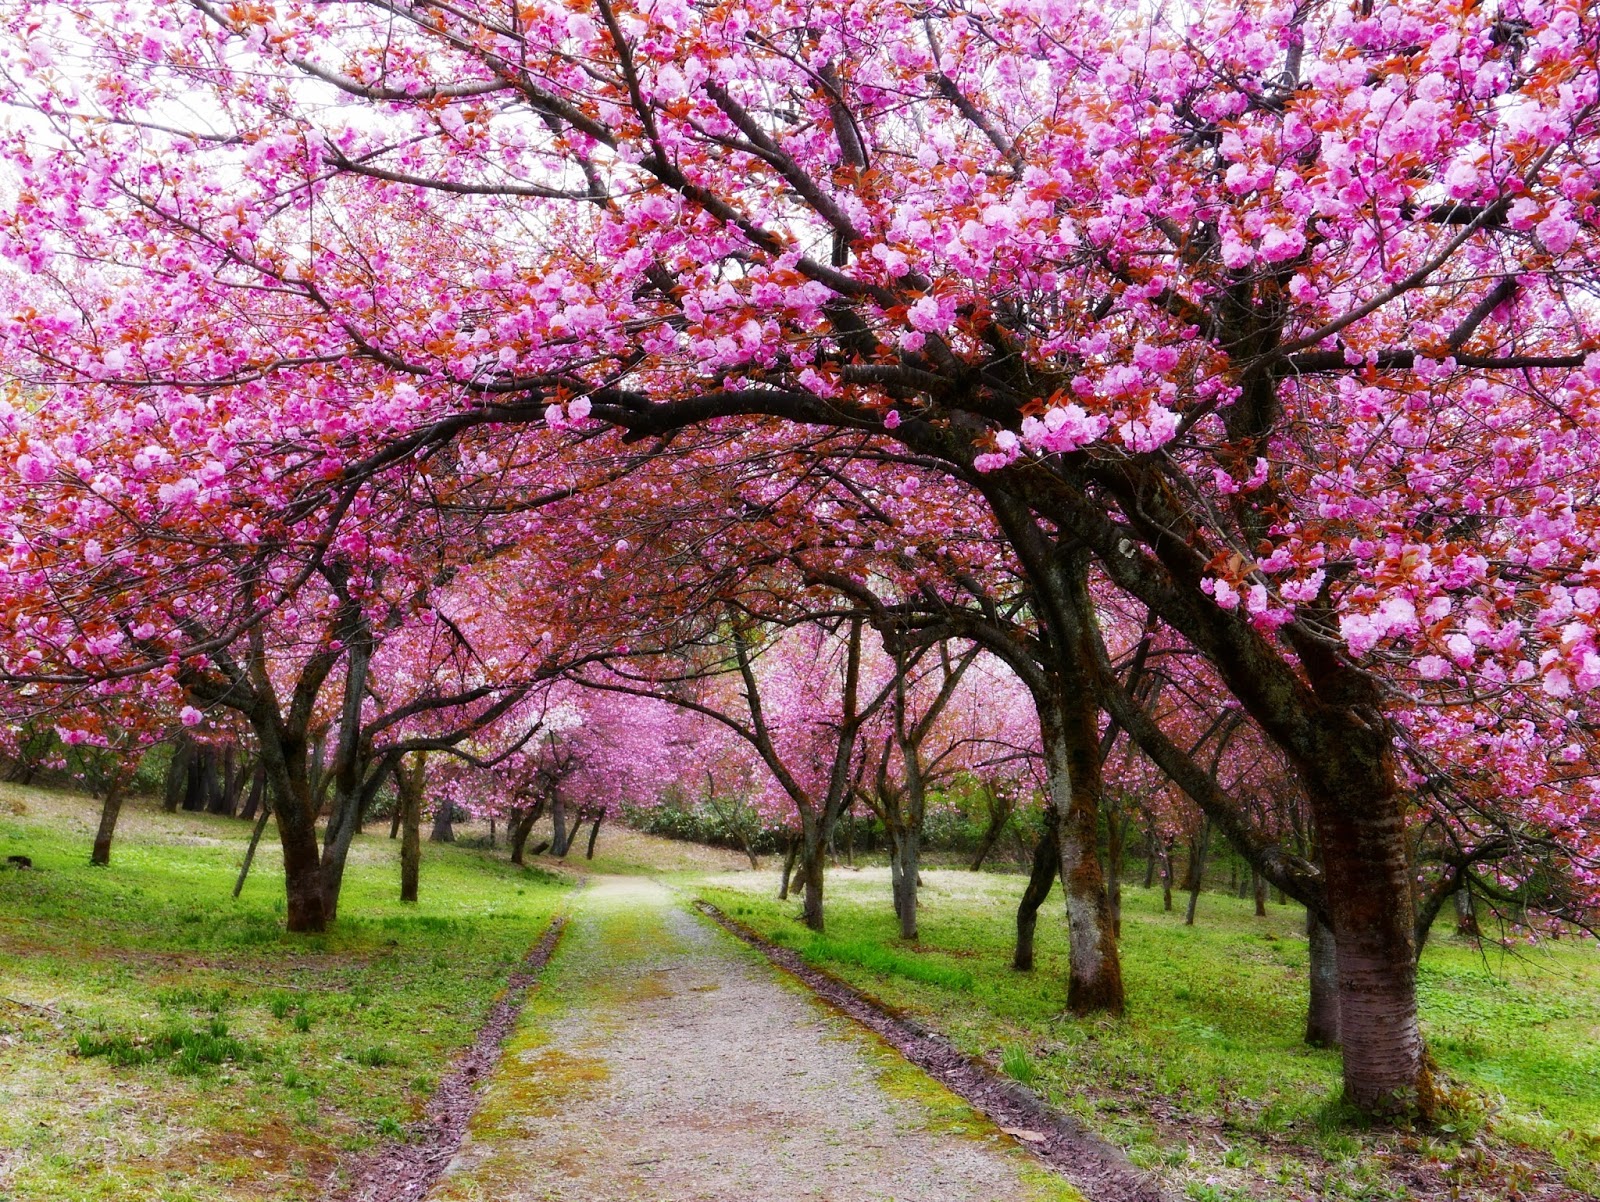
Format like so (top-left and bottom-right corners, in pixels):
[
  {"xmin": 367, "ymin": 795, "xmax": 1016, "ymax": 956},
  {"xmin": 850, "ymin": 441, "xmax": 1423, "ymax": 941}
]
[{"xmin": 5, "ymin": 0, "xmax": 1600, "ymax": 1114}]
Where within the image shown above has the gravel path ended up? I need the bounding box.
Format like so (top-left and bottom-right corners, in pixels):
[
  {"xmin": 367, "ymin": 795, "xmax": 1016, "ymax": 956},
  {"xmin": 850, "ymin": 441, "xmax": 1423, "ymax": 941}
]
[{"xmin": 426, "ymin": 877, "xmax": 1079, "ymax": 1202}]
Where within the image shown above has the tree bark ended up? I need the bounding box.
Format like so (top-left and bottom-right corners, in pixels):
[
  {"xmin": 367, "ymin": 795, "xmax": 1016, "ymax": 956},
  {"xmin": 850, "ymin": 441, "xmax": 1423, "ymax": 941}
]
[
  {"xmin": 1305, "ymin": 911, "xmax": 1342, "ymax": 1048},
  {"xmin": 890, "ymin": 826, "xmax": 920, "ymax": 940},
  {"xmin": 1161, "ymin": 840, "xmax": 1174, "ymax": 912},
  {"xmin": 430, "ymin": 799, "xmax": 455, "ymax": 843},
  {"xmin": 798, "ymin": 811, "xmax": 826, "ymax": 931},
  {"xmin": 398, "ymin": 754, "xmax": 425, "ymax": 904},
  {"xmin": 1314, "ymin": 774, "xmax": 1431, "ymax": 1113},
  {"xmin": 240, "ymin": 760, "xmax": 265, "ymax": 821},
  {"xmin": 255, "ymin": 725, "xmax": 327, "ymax": 933},
  {"xmin": 182, "ymin": 744, "xmax": 207, "ymax": 811},
  {"xmin": 1107, "ymin": 812, "xmax": 1127, "ymax": 939},
  {"xmin": 778, "ymin": 836, "xmax": 798, "ymax": 900},
  {"xmin": 1254, "ymin": 867, "xmax": 1267, "ymax": 917},
  {"xmin": 550, "ymin": 793, "xmax": 571, "ymax": 857},
  {"xmin": 89, "ymin": 770, "xmax": 126, "ymax": 867},
  {"xmin": 968, "ymin": 792, "xmax": 1012, "ymax": 871},
  {"xmin": 320, "ymin": 757, "xmax": 394, "ymax": 923},
  {"xmin": 1043, "ymin": 696, "xmax": 1124, "ymax": 1015},
  {"xmin": 234, "ymin": 800, "xmax": 272, "ymax": 899},
  {"xmin": 585, "ymin": 812, "xmax": 604, "ymax": 860},
  {"xmin": 207, "ymin": 744, "xmax": 238, "ymax": 816},
  {"xmin": 1185, "ymin": 818, "xmax": 1212, "ymax": 926},
  {"xmin": 1453, "ymin": 886, "xmax": 1480, "ymax": 938},
  {"xmin": 164, "ymin": 738, "xmax": 191, "ymax": 813},
  {"xmin": 1013, "ymin": 808, "xmax": 1060, "ymax": 971}
]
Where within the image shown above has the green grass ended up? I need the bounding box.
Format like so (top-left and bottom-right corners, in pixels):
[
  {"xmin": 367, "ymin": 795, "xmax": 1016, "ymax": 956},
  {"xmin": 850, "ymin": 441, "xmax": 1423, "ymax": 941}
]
[
  {"xmin": 0, "ymin": 782, "xmax": 569, "ymax": 1202},
  {"xmin": 793, "ymin": 931, "xmax": 976, "ymax": 990},
  {"xmin": 698, "ymin": 865, "xmax": 1600, "ymax": 1197}
]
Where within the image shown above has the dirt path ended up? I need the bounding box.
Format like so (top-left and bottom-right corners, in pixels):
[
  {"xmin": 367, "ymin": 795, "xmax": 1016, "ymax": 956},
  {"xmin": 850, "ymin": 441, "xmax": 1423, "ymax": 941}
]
[{"xmin": 426, "ymin": 877, "xmax": 1081, "ymax": 1202}]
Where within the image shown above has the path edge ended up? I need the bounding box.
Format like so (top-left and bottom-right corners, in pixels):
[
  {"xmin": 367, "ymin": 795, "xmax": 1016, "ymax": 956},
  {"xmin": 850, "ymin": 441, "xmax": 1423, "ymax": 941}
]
[
  {"xmin": 693, "ymin": 898, "xmax": 1170, "ymax": 1202},
  {"xmin": 332, "ymin": 908, "xmax": 572, "ymax": 1202}
]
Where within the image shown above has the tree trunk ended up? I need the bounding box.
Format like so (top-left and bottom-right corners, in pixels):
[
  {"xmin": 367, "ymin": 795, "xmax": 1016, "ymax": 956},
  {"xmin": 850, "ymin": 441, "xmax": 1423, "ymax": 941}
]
[
  {"xmin": 488, "ymin": 816, "xmax": 496, "ymax": 848},
  {"xmin": 1180, "ymin": 833, "xmax": 1199, "ymax": 892},
  {"xmin": 968, "ymin": 794, "xmax": 1011, "ymax": 871},
  {"xmin": 1142, "ymin": 830, "xmax": 1157, "ymax": 889},
  {"xmin": 430, "ymin": 800, "xmax": 455, "ymax": 843},
  {"xmin": 1305, "ymin": 911, "xmax": 1342, "ymax": 1048},
  {"xmin": 1107, "ymin": 813, "xmax": 1127, "ymax": 939},
  {"xmin": 182, "ymin": 744, "xmax": 207, "ymax": 811},
  {"xmin": 1161, "ymin": 840, "xmax": 1174, "ymax": 911},
  {"xmin": 585, "ymin": 813, "xmax": 604, "ymax": 860},
  {"xmin": 798, "ymin": 814, "xmax": 826, "ymax": 931},
  {"xmin": 240, "ymin": 760, "xmax": 265, "ymax": 821},
  {"xmin": 1013, "ymin": 809, "xmax": 1059, "ymax": 971},
  {"xmin": 164, "ymin": 739, "xmax": 191, "ymax": 813},
  {"xmin": 390, "ymin": 804, "xmax": 402, "ymax": 839},
  {"xmin": 1185, "ymin": 818, "xmax": 1212, "ymax": 926},
  {"xmin": 507, "ymin": 803, "xmax": 543, "ymax": 866},
  {"xmin": 1043, "ymin": 699, "xmax": 1124, "ymax": 1015},
  {"xmin": 1253, "ymin": 867, "xmax": 1267, "ymax": 917},
  {"xmin": 1453, "ymin": 886, "xmax": 1480, "ymax": 938},
  {"xmin": 398, "ymin": 755, "xmax": 424, "ymax": 904},
  {"xmin": 778, "ymin": 836, "xmax": 798, "ymax": 900},
  {"xmin": 89, "ymin": 771, "xmax": 126, "ymax": 867},
  {"xmin": 234, "ymin": 801, "xmax": 272, "ymax": 899},
  {"xmin": 207, "ymin": 744, "xmax": 238, "ymax": 816},
  {"xmin": 890, "ymin": 826, "xmax": 920, "ymax": 940},
  {"xmin": 320, "ymin": 760, "xmax": 394, "ymax": 923},
  {"xmin": 550, "ymin": 794, "xmax": 571, "ymax": 857},
  {"xmin": 1315, "ymin": 775, "xmax": 1431, "ymax": 1114},
  {"xmin": 255, "ymin": 728, "xmax": 327, "ymax": 934}
]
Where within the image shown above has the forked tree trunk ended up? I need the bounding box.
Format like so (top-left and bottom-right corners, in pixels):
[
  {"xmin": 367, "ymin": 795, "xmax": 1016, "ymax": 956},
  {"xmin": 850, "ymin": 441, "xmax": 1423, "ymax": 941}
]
[
  {"xmin": 1013, "ymin": 809, "xmax": 1059, "ymax": 971},
  {"xmin": 1043, "ymin": 699, "xmax": 1124, "ymax": 1015},
  {"xmin": 89, "ymin": 771, "xmax": 127, "ymax": 867},
  {"xmin": 1306, "ymin": 911, "xmax": 1341, "ymax": 1048}
]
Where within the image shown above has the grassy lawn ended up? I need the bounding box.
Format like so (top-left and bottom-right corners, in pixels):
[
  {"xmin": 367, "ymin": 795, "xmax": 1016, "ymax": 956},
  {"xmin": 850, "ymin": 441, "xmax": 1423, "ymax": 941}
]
[
  {"xmin": 697, "ymin": 865, "xmax": 1600, "ymax": 1200},
  {"xmin": 0, "ymin": 783, "xmax": 570, "ymax": 1202}
]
